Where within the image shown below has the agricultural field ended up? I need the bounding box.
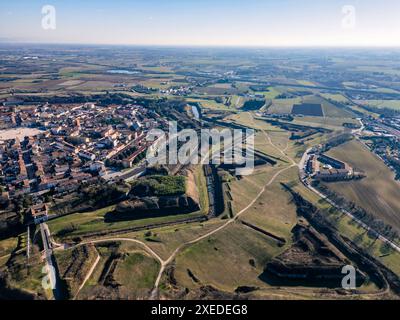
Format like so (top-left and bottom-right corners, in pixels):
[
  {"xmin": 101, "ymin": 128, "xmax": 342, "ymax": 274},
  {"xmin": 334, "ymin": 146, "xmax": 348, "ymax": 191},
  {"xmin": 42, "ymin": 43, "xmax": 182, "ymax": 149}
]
[
  {"xmin": 291, "ymin": 116, "xmax": 359, "ymax": 131},
  {"xmin": 323, "ymin": 140, "xmax": 400, "ymax": 233},
  {"xmin": 292, "ymin": 103, "xmax": 323, "ymax": 116},
  {"xmin": 356, "ymin": 100, "xmax": 400, "ymax": 110},
  {"xmin": 266, "ymin": 94, "xmax": 355, "ymax": 119},
  {"xmin": 267, "ymin": 97, "xmax": 302, "ymax": 114}
]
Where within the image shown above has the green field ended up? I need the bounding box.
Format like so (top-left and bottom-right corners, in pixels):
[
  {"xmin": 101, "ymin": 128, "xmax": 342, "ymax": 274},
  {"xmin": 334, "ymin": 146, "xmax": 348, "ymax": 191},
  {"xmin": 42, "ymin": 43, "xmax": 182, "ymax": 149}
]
[
  {"xmin": 113, "ymin": 252, "xmax": 160, "ymax": 298},
  {"xmin": 171, "ymin": 222, "xmax": 285, "ymax": 293}
]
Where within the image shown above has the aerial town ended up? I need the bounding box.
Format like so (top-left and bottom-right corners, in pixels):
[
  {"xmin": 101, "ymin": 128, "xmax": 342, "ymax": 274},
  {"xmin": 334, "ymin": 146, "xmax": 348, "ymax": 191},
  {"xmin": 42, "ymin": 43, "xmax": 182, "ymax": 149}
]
[
  {"xmin": 0, "ymin": 102, "xmax": 167, "ymax": 223},
  {"xmin": 1, "ymin": 1, "xmax": 400, "ymax": 304}
]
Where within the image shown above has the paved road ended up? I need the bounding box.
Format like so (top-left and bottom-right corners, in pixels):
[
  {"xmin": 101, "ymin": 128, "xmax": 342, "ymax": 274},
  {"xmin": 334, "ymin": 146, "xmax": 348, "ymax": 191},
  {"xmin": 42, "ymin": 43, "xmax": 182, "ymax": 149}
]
[{"xmin": 39, "ymin": 223, "xmax": 57, "ymax": 297}]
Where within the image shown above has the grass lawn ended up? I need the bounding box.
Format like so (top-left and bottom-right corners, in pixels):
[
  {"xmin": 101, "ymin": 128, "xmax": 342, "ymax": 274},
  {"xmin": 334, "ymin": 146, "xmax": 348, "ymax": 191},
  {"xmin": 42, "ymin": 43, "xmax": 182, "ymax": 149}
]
[
  {"xmin": 240, "ymin": 166, "xmax": 299, "ymax": 240},
  {"xmin": 113, "ymin": 252, "xmax": 160, "ymax": 297},
  {"xmin": 171, "ymin": 222, "xmax": 285, "ymax": 292}
]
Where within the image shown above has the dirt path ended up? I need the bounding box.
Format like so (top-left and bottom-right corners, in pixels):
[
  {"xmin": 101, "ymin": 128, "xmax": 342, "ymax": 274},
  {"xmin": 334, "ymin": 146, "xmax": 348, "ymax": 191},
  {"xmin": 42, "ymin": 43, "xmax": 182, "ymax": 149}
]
[
  {"xmin": 72, "ymin": 238, "xmax": 164, "ymax": 264},
  {"xmin": 251, "ymin": 115, "xmax": 296, "ymax": 166},
  {"xmin": 74, "ymin": 252, "xmax": 101, "ymax": 299}
]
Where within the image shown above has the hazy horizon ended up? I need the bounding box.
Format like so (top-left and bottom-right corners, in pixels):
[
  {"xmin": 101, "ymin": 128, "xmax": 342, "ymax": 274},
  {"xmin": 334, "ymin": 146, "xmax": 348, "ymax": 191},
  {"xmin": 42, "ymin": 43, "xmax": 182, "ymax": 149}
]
[{"xmin": 1, "ymin": 0, "xmax": 400, "ymax": 47}]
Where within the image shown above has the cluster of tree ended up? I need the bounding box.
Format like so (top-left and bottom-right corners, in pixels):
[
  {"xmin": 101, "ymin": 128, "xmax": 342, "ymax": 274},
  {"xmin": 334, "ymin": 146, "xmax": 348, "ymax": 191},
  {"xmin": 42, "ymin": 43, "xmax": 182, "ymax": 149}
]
[
  {"xmin": 130, "ymin": 175, "xmax": 186, "ymax": 197},
  {"xmin": 369, "ymin": 138, "xmax": 400, "ymax": 180},
  {"xmin": 275, "ymin": 93, "xmax": 296, "ymax": 99},
  {"xmin": 145, "ymin": 165, "xmax": 170, "ymax": 176},
  {"xmin": 241, "ymin": 99, "xmax": 266, "ymax": 111},
  {"xmin": 361, "ymin": 105, "xmax": 400, "ymax": 118},
  {"xmin": 19, "ymin": 92, "xmax": 145, "ymax": 106},
  {"xmin": 52, "ymin": 180, "xmax": 130, "ymax": 215},
  {"xmin": 78, "ymin": 181, "xmax": 130, "ymax": 208},
  {"xmin": 131, "ymin": 85, "xmax": 157, "ymax": 94},
  {"xmin": 12, "ymin": 194, "xmax": 32, "ymax": 216},
  {"xmin": 321, "ymin": 133, "xmax": 353, "ymax": 152},
  {"xmin": 116, "ymin": 146, "xmax": 138, "ymax": 161}
]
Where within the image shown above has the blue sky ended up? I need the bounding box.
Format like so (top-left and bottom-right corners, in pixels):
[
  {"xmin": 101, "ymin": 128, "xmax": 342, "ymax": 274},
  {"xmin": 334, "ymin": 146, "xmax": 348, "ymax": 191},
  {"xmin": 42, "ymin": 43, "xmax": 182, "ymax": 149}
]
[{"xmin": 0, "ymin": 0, "xmax": 400, "ymax": 46}]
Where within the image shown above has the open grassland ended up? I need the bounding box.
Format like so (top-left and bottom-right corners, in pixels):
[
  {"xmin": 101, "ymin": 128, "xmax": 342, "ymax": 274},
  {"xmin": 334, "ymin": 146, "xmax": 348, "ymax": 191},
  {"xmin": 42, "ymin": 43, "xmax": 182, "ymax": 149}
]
[
  {"xmin": 81, "ymin": 241, "xmax": 145, "ymax": 287},
  {"xmin": 195, "ymin": 165, "xmax": 209, "ymax": 215},
  {"xmin": 253, "ymin": 86, "xmax": 282, "ymax": 99},
  {"xmin": 240, "ymin": 166, "xmax": 299, "ymax": 240},
  {"xmin": 187, "ymin": 98, "xmax": 232, "ymax": 111},
  {"xmin": 171, "ymin": 222, "xmax": 285, "ymax": 292},
  {"xmin": 169, "ymin": 220, "xmax": 380, "ymax": 297},
  {"xmin": 230, "ymin": 95, "xmax": 246, "ymax": 108},
  {"xmin": 113, "ymin": 252, "xmax": 160, "ymax": 298},
  {"xmin": 48, "ymin": 205, "xmax": 205, "ymax": 241},
  {"xmin": 324, "ymin": 139, "xmax": 400, "ymax": 233},
  {"xmin": 320, "ymin": 93, "xmax": 351, "ymax": 103},
  {"xmin": 267, "ymin": 97, "xmax": 302, "ymax": 114},
  {"xmin": 229, "ymin": 167, "xmax": 279, "ymax": 213},
  {"xmin": 129, "ymin": 219, "xmax": 227, "ymax": 261},
  {"xmin": 254, "ymin": 132, "xmax": 287, "ymax": 160}
]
